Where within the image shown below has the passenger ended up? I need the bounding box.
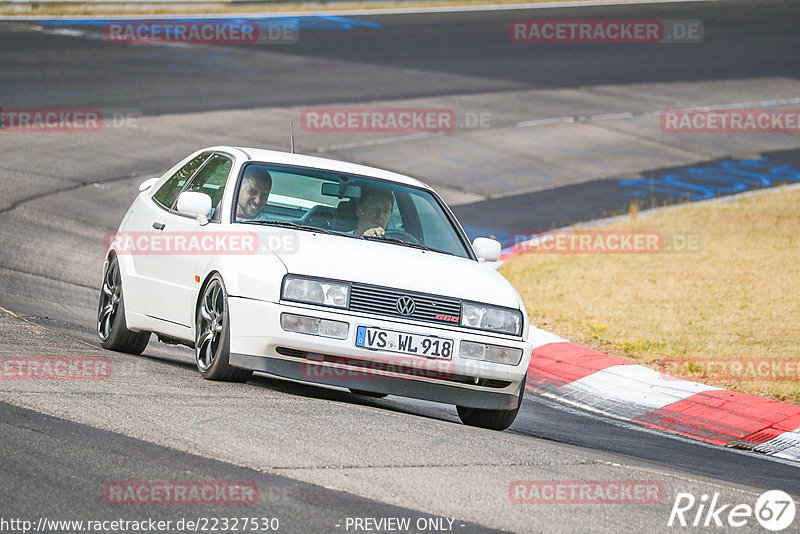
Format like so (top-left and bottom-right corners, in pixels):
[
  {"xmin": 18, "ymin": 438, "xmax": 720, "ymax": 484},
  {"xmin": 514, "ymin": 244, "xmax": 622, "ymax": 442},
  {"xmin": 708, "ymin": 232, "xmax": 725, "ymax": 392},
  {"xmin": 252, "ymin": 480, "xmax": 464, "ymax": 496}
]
[
  {"xmin": 354, "ymin": 187, "xmax": 394, "ymax": 237},
  {"xmin": 236, "ymin": 167, "xmax": 272, "ymax": 221}
]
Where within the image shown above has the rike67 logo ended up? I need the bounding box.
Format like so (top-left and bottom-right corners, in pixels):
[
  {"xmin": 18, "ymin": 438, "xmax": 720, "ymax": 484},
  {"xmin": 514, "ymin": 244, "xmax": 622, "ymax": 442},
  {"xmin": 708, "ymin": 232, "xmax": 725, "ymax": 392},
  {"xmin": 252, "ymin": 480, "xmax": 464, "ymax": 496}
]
[{"xmin": 668, "ymin": 490, "xmax": 796, "ymax": 531}]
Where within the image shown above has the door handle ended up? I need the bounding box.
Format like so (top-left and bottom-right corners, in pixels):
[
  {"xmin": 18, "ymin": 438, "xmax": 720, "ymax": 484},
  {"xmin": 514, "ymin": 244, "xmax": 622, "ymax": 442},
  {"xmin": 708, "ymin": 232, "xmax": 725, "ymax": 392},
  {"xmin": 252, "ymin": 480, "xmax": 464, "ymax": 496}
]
[{"xmin": 152, "ymin": 222, "xmax": 165, "ymax": 230}]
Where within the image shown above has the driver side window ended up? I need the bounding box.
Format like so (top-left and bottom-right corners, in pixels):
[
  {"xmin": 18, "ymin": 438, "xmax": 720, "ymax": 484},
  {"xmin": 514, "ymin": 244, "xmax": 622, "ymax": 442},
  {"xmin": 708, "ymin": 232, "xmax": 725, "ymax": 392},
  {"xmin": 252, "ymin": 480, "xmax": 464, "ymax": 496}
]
[
  {"xmin": 152, "ymin": 153, "xmax": 210, "ymax": 210},
  {"xmin": 182, "ymin": 154, "xmax": 233, "ymax": 221}
]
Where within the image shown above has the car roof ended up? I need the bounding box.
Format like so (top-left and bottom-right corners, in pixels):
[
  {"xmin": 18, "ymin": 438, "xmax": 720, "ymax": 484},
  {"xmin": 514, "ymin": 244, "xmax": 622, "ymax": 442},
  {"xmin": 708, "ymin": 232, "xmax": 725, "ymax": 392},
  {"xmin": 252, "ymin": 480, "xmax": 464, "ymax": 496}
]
[{"xmin": 212, "ymin": 146, "xmax": 432, "ymax": 190}]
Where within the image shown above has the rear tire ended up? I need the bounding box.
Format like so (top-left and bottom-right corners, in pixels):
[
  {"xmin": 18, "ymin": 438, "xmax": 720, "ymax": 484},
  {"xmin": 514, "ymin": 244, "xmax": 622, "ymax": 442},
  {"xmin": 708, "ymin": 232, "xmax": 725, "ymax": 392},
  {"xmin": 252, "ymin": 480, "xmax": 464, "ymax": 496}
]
[
  {"xmin": 195, "ymin": 274, "xmax": 252, "ymax": 383},
  {"xmin": 97, "ymin": 255, "xmax": 150, "ymax": 355},
  {"xmin": 456, "ymin": 379, "xmax": 526, "ymax": 431}
]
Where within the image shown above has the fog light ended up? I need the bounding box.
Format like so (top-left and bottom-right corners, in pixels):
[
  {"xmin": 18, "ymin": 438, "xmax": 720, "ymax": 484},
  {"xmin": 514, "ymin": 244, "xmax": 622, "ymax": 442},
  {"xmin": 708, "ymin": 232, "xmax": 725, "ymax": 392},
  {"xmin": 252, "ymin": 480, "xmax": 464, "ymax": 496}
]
[
  {"xmin": 459, "ymin": 341, "xmax": 485, "ymax": 360},
  {"xmin": 280, "ymin": 313, "xmax": 348, "ymax": 340},
  {"xmin": 459, "ymin": 341, "xmax": 522, "ymax": 366}
]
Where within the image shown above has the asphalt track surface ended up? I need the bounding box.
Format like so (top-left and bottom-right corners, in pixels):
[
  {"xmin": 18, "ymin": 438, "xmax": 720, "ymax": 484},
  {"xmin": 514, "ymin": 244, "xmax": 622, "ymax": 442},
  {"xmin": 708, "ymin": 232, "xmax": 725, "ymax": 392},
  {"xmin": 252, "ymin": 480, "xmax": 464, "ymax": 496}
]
[
  {"xmin": 2, "ymin": 1, "xmax": 798, "ymax": 113},
  {"xmin": 1, "ymin": 1, "xmax": 800, "ymax": 532},
  {"xmin": 0, "ymin": 401, "xmax": 501, "ymax": 533}
]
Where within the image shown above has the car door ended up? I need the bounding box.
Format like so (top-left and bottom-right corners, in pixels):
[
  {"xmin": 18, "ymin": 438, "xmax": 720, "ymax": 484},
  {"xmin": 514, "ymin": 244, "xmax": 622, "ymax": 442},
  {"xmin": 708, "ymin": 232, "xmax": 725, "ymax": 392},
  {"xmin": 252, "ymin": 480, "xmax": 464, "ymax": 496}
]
[
  {"xmin": 123, "ymin": 152, "xmax": 210, "ymax": 326},
  {"xmin": 127, "ymin": 151, "xmax": 232, "ymax": 329},
  {"xmin": 150, "ymin": 153, "xmax": 235, "ymax": 330}
]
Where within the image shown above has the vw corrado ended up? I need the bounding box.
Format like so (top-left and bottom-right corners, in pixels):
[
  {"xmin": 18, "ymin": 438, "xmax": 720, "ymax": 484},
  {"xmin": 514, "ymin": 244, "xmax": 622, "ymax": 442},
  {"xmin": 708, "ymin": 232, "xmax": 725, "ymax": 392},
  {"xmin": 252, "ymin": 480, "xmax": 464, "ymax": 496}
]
[{"xmin": 98, "ymin": 147, "xmax": 533, "ymax": 430}]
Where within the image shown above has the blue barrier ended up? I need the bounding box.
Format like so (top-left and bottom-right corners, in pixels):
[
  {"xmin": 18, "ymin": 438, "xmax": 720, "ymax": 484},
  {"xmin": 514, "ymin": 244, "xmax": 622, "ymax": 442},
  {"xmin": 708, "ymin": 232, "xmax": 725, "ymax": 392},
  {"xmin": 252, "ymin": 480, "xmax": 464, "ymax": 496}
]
[{"xmin": 619, "ymin": 157, "xmax": 800, "ymax": 200}]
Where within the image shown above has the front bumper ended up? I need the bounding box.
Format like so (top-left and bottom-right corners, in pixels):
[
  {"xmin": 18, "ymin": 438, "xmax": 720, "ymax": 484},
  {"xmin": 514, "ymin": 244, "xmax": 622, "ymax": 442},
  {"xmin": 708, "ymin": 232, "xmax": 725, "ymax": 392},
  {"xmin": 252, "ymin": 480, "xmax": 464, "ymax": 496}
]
[{"xmin": 227, "ymin": 297, "xmax": 532, "ymax": 409}]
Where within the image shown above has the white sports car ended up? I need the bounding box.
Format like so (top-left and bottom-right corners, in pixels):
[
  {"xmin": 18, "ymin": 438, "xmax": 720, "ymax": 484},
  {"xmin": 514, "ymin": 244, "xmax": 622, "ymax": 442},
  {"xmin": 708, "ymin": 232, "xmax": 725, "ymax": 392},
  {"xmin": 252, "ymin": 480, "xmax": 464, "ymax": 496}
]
[{"xmin": 98, "ymin": 146, "xmax": 533, "ymax": 430}]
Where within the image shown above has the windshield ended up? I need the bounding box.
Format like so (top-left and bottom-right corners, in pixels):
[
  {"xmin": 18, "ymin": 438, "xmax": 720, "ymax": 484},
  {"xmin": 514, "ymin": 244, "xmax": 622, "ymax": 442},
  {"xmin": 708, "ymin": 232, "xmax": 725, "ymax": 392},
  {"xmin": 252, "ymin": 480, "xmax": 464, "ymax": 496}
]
[{"xmin": 232, "ymin": 162, "xmax": 472, "ymax": 259}]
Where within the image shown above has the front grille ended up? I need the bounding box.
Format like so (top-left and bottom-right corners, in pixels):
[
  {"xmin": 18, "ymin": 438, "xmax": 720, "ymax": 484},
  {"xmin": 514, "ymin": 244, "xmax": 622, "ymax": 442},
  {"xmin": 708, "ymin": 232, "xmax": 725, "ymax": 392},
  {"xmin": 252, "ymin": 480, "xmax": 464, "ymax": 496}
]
[{"xmin": 349, "ymin": 283, "xmax": 461, "ymax": 326}]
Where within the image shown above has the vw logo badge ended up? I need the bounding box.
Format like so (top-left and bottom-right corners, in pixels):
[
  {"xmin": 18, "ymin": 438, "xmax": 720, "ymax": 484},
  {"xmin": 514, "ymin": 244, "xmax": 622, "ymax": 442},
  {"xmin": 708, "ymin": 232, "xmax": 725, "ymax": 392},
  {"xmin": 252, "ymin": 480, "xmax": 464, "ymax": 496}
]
[{"xmin": 396, "ymin": 296, "xmax": 416, "ymax": 316}]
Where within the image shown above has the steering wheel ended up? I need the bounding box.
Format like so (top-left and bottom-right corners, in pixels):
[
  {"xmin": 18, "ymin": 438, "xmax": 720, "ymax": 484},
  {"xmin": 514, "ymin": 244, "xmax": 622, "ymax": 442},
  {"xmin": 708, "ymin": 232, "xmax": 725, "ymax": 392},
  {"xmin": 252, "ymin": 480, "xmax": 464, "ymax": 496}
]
[{"xmin": 383, "ymin": 229, "xmax": 421, "ymax": 245}]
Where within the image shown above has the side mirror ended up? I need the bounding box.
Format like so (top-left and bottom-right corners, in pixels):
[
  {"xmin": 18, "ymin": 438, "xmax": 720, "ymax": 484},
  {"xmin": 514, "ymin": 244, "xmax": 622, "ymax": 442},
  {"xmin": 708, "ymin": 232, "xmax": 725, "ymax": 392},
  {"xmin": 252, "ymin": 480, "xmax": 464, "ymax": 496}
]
[
  {"xmin": 177, "ymin": 192, "xmax": 212, "ymax": 225},
  {"xmin": 138, "ymin": 177, "xmax": 159, "ymax": 192},
  {"xmin": 472, "ymin": 237, "xmax": 502, "ymax": 262}
]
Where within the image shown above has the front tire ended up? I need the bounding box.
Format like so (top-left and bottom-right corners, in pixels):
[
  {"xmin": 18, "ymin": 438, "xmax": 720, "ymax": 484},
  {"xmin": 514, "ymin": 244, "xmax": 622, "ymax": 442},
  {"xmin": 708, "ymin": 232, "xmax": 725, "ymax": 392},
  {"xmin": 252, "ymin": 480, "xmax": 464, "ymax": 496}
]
[
  {"xmin": 97, "ymin": 255, "xmax": 150, "ymax": 354},
  {"xmin": 195, "ymin": 274, "xmax": 252, "ymax": 383},
  {"xmin": 456, "ymin": 379, "xmax": 526, "ymax": 431}
]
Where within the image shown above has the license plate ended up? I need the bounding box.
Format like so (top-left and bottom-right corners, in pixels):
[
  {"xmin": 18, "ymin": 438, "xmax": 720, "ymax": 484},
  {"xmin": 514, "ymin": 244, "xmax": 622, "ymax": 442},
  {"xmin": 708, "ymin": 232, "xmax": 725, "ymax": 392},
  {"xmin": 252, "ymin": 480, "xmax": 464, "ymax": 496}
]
[{"xmin": 355, "ymin": 326, "xmax": 453, "ymax": 359}]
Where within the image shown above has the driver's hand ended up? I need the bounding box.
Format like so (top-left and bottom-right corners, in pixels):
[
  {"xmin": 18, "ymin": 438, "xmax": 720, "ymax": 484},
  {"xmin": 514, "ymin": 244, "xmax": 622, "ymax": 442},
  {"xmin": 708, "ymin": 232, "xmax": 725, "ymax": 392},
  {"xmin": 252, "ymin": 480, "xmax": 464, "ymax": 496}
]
[{"xmin": 362, "ymin": 227, "xmax": 385, "ymax": 238}]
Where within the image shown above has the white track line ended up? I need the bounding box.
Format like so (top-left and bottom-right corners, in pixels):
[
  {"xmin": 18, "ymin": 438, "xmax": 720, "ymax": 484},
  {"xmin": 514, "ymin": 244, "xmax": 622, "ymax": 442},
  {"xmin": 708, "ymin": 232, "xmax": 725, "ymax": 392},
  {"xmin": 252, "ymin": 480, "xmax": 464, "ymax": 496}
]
[
  {"xmin": 516, "ymin": 97, "xmax": 800, "ymax": 127},
  {"xmin": 314, "ymin": 97, "xmax": 800, "ymax": 153}
]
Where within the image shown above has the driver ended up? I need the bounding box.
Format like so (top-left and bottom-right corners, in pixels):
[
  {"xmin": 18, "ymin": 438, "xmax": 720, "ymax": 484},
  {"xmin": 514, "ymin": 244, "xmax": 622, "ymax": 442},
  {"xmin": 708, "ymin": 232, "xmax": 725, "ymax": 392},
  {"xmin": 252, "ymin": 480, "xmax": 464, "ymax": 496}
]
[
  {"xmin": 236, "ymin": 167, "xmax": 272, "ymax": 221},
  {"xmin": 354, "ymin": 187, "xmax": 394, "ymax": 237}
]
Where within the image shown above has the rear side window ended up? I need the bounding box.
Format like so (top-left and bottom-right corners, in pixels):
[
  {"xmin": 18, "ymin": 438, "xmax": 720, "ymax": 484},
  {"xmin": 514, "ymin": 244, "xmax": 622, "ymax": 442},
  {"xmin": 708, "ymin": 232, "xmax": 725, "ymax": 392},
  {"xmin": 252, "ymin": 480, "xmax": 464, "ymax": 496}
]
[
  {"xmin": 152, "ymin": 153, "xmax": 209, "ymax": 210},
  {"xmin": 183, "ymin": 154, "xmax": 233, "ymax": 220}
]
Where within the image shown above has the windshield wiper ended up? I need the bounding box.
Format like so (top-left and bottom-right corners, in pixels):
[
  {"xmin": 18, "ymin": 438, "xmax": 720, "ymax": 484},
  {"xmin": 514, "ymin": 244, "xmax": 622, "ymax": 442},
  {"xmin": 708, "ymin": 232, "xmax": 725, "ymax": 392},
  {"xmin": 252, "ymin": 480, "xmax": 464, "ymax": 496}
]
[
  {"xmin": 363, "ymin": 235, "xmax": 455, "ymax": 256},
  {"xmin": 240, "ymin": 220, "xmax": 339, "ymax": 235},
  {"xmin": 244, "ymin": 221, "xmax": 456, "ymax": 255}
]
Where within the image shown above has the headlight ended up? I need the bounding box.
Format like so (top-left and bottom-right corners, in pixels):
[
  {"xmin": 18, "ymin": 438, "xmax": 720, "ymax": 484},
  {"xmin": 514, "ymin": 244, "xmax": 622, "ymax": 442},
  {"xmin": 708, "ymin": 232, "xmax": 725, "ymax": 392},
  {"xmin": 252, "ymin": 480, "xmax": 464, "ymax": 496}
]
[
  {"xmin": 461, "ymin": 302, "xmax": 522, "ymax": 336},
  {"xmin": 282, "ymin": 275, "xmax": 350, "ymax": 309}
]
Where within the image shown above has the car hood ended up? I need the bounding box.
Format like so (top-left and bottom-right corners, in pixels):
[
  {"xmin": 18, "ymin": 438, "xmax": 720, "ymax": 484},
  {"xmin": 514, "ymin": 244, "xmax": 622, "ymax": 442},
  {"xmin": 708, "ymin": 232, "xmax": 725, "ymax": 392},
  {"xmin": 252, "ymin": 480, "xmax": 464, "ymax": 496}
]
[{"xmin": 261, "ymin": 230, "xmax": 522, "ymax": 309}]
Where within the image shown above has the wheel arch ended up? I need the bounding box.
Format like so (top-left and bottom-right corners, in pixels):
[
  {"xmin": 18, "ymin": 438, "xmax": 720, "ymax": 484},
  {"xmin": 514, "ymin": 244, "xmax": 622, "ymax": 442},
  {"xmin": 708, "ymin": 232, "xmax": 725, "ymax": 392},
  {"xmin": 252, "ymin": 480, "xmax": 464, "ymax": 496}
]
[
  {"xmin": 195, "ymin": 269, "xmax": 225, "ymax": 315},
  {"xmin": 193, "ymin": 253, "xmax": 287, "ymax": 316}
]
